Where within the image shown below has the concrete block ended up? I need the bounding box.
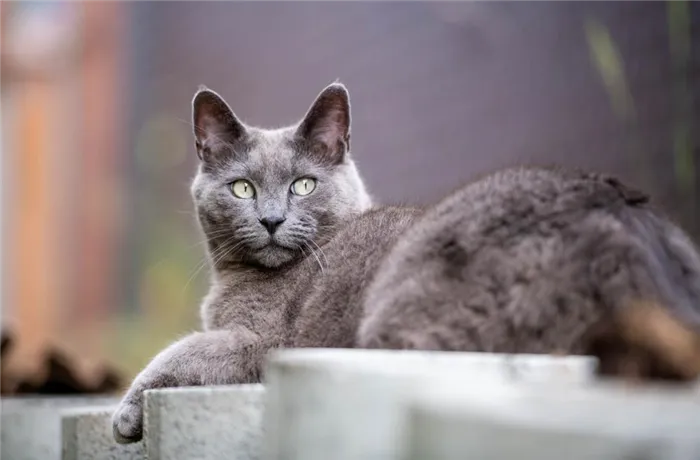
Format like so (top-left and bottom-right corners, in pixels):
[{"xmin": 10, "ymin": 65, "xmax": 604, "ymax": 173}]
[
  {"xmin": 263, "ymin": 349, "xmax": 596, "ymax": 460},
  {"xmin": 61, "ymin": 407, "xmax": 144, "ymax": 460},
  {"xmin": 144, "ymin": 384, "xmax": 264, "ymax": 460},
  {"xmin": 1, "ymin": 396, "xmax": 118, "ymax": 460},
  {"xmin": 405, "ymin": 381, "xmax": 700, "ymax": 459}
]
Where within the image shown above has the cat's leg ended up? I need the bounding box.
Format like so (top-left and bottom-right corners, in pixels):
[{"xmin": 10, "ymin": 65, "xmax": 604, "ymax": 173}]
[{"xmin": 112, "ymin": 330, "xmax": 271, "ymax": 444}]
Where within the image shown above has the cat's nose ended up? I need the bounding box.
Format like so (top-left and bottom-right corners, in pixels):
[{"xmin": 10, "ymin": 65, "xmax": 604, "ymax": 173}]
[{"xmin": 259, "ymin": 216, "xmax": 286, "ymax": 234}]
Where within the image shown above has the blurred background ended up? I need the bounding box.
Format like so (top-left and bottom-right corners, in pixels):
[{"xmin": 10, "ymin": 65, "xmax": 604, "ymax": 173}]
[{"xmin": 0, "ymin": 1, "xmax": 698, "ymax": 392}]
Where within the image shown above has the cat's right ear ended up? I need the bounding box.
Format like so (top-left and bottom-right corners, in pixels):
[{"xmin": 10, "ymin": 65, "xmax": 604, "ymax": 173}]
[
  {"xmin": 192, "ymin": 87, "xmax": 246, "ymax": 161},
  {"xmin": 295, "ymin": 82, "xmax": 351, "ymax": 164}
]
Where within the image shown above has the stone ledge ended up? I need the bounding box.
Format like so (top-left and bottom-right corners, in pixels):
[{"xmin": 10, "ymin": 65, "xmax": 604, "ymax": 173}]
[
  {"xmin": 263, "ymin": 349, "xmax": 597, "ymax": 460},
  {"xmin": 62, "ymin": 407, "xmax": 144, "ymax": 460},
  {"xmin": 144, "ymin": 384, "xmax": 265, "ymax": 460},
  {"xmin": 1, "ymin": 396, "xmax": 119, "ymax": 460},
  {"xmin": 406, "ymin": 381, "xmax": 700, "ymax": 459}
]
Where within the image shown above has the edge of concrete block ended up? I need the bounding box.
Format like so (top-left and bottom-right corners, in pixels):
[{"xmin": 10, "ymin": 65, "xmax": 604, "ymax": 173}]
[
  {"xmin": 61, "ymin": 406, "xmax": 144, "ymax": 460},
  {"xmin": 144, "ymin": 384, "xmax": 265, "ymax": 460},
  {"xmin": 1, "ymin": 396, "xmax": 120, "ymax": 460}
]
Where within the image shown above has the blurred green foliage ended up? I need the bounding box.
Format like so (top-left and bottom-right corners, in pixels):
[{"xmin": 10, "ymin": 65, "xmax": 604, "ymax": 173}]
[
  {"xmin": 668, "ymin": 0, "xmax": 695, "ymax": 197},
  {"xmin": 584, "ymin": 18, "xmax": 636, "ymax": 122},
  {"xmin": 103, "ymin": 109, "xmax": 206, "ymax": 378},
  {"xmin": 585, "ymin": 1, "xmax": 696, "ymax": 236}
]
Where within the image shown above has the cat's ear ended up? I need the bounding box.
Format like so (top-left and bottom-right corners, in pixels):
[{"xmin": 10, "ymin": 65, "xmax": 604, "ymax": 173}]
[
  {"xmin": 295, "ymin": 82, "xmax": 351, "ymax": 164},
  {"xmin": 192, "ymin": 86, "xmax": 246, "ymax": 161}
]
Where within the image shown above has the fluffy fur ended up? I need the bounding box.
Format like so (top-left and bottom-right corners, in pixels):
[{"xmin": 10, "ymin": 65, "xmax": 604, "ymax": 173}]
[{"xmin": 113, "ymin": 83, "xmax": 700, "ymax": 444}]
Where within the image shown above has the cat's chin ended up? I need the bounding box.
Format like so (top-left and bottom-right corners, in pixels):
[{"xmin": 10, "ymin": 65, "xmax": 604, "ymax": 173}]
[{"xmin": 252, "ymin": 244, "xmax": 299, "ymax": 269}]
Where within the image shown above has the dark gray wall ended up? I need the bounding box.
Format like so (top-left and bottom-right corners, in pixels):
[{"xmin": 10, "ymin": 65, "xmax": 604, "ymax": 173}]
[{"xmin": 130, "ymin": 1, "xmax": 698, "ymax": 213}]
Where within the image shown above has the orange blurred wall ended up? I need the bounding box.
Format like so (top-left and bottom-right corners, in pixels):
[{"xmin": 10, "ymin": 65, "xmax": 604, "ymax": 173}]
[{"xmin": 2, "ymin": 1, "xmax": 128, "ymax": 377}]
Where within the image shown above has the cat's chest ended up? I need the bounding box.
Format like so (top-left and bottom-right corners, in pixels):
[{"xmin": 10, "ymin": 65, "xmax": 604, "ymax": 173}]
[{"xmin": 201, "ymin": 275, "xmax": 300, "ymax": 332}]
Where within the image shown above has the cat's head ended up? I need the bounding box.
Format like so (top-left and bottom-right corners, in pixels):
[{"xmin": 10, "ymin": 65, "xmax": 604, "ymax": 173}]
[{"xmin": 190, "ymin": 82, "xmax": 372, "ymax": 269}]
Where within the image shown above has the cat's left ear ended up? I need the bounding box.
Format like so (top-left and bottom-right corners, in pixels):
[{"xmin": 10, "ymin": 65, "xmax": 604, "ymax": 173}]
[
  {"xmin": 192, "ymin": 86, "xmax": 247, "ymax": 162},
  {"xmin": 296, "ymin": 82, "xmax": 351, "ymax": 164}
]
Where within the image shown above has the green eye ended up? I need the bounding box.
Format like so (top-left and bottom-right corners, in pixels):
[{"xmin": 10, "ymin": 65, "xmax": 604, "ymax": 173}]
[
  {"xmin": 231, "ymin": 180, "xmax": 255, "ymax": 199},
  {"xmin": 291, "ymin": 178, "xmax": 316, "ymax": 196}
]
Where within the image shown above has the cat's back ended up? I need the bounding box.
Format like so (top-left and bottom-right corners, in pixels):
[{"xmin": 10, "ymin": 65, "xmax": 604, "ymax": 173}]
[{"xmin": 383, "ymin": 166, "xmax": 647, "ymax": 264}]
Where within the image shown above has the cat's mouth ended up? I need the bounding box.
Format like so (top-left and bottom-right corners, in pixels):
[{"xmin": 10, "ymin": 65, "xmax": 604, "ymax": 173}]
[
  {"xmin": 252, "ymin": 236, "xmax": 298, "ymax": 253},
  {"xmin": 266, "ymin": 233, "xmax": 305, "ymax": 251},
  {"xmin": 266, "ymin": 241, "xmax": 295, "ymax": 251}
]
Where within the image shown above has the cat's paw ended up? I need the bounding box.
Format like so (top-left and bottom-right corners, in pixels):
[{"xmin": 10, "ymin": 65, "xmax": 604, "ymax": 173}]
[{"xmin": 112, "ymin": 400, "xmax": 143, "ymax": 444}]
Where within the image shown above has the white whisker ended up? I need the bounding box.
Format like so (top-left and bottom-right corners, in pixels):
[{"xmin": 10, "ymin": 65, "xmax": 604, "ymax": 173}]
[
  {"xmin": 305, "ymin": 242, "xmax": 325, "ymax": 274},
  {"xmin": 308, "ymin": 239, "xmax": 329, "ymax": 268},
  {"xmin": 181, "ymin": 237, "xmax": 244, "ymax": 296}
]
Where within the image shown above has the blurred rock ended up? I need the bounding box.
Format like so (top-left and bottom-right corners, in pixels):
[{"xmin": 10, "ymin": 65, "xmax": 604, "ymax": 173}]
[{"xmin": 0, "ymin": 329, "xmax": 123, "ymax": 396}]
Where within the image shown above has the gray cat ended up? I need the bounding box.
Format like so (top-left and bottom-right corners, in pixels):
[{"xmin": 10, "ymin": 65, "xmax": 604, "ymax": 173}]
[{"xmin": 113, "ymin": 82, "xmax": 700, "ymax": 443}]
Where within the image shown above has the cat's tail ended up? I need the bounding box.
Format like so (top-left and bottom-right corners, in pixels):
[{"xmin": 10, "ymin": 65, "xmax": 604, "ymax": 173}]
[{"xmin": 584, "ymin": 207, "xmax": 700, "ymax": 381}]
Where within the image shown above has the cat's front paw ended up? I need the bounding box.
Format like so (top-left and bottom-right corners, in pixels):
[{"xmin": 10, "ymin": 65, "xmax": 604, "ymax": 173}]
[{"xmin": 112, "ymin": 400, "xmax": 143, "ymax": 444}]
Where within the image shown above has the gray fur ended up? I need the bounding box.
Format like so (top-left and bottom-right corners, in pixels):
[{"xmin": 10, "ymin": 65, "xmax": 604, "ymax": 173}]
[
  {"xmin": 358, "ymin": 168, "xmax": 700, "ymax": 352},
  {"xmin": 113, "ymin": 84, "xmax": 700, "ymax": 444}
]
